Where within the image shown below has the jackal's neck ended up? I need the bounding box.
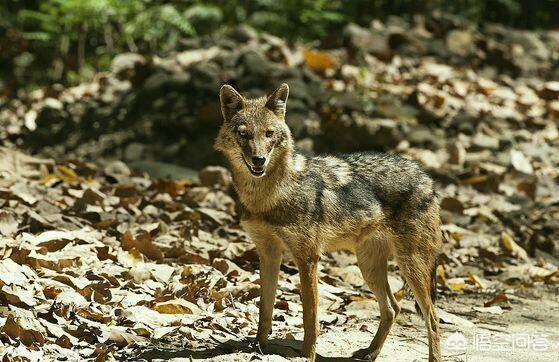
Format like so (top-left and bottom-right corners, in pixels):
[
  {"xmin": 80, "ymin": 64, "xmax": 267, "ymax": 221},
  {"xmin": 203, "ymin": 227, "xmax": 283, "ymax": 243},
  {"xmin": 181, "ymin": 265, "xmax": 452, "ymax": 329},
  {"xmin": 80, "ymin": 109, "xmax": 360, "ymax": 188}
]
[{"xmin": 230, "ymin": 146, "xmax": 303, "ymax": 214}]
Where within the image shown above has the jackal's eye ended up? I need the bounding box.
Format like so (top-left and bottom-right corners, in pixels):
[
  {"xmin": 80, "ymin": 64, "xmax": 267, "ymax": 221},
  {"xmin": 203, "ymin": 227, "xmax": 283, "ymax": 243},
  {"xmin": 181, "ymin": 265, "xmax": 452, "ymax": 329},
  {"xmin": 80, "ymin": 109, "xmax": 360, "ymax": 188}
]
[
  {"xmin": 238, "ymin": 129, "xmax": 249, "ymax": 139},
  {"xmin": 265, "ymin": 130, "xmax": 274, "ymax": 138}
]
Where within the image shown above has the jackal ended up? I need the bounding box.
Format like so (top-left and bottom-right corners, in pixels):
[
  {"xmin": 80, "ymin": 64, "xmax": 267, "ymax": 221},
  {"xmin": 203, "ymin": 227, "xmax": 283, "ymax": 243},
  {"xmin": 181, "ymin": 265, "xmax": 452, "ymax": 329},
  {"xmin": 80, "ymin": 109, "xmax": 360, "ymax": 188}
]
[{"xmin": 215, "ymin": 84, "xmax": 443, "ymax": 361}]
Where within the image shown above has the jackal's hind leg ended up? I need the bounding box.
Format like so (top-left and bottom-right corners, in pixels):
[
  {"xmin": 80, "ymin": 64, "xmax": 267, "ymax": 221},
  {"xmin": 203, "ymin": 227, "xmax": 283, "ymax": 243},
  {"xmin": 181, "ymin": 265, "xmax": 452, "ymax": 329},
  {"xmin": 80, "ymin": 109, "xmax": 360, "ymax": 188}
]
[
  {"xmin": 353, "ymin": 241, "xmax": 399, "ymax": 361},
  {"xmin": 396, "ymin": 248, "xmax": 441, "ymax": 362},
  {"xmin": 296, "ymin": 255, "xmax": 319, "ymax": 362}
]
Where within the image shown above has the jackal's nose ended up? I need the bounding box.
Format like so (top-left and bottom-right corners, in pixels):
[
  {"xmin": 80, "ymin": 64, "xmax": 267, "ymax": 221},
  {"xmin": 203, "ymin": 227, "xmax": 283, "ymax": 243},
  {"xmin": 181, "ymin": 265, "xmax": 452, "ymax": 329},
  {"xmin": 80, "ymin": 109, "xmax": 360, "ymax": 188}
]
[{"xmin": 252, "ymin": 156, "xmax": 266, "ymax": 167}]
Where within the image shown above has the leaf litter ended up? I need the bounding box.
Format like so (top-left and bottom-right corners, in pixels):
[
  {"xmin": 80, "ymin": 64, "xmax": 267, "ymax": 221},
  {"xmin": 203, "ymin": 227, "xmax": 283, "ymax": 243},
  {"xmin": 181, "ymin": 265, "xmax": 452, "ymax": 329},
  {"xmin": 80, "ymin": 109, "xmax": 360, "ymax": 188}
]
[{"xmin": 0, "ymin": 146, "xmax": 557, "ymax": 361}]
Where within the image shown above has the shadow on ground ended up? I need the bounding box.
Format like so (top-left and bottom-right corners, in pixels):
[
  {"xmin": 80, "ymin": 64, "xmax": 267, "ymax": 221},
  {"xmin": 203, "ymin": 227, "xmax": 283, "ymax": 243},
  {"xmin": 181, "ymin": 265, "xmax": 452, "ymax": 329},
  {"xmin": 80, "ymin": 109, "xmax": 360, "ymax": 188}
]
[{"xmin": 136, "ymin": 338, "xmax": 364, "ymax": 361}]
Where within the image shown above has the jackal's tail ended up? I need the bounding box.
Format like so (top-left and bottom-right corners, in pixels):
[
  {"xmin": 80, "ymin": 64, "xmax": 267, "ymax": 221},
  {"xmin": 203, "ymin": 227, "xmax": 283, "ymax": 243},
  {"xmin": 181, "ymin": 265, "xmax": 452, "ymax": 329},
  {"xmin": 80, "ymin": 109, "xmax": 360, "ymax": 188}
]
[{"xmin": 408, "ymin": 254, "xmax": 438, "ymax": 318}]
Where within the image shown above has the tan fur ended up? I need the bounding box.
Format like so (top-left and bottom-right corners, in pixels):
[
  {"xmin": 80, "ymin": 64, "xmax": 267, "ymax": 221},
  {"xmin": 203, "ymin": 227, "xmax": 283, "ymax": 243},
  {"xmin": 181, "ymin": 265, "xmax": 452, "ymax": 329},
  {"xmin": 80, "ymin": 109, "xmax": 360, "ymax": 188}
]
[{"xmin": 216, "ymin": 84, "xmax": 443, "ymax": 361}]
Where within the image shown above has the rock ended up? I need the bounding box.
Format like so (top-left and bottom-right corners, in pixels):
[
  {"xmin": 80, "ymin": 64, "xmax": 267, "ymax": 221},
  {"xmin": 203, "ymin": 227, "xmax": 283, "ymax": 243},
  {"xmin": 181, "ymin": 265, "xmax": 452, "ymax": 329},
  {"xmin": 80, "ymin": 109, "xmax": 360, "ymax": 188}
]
[
  {"xmin": 407, "ymin": 125, "xmax": 442, "ymax": 147},
  {"xmin": 199, "ymin": 166, "xmax": 232, "ymax": 189},
  {"xmin": 104, "ymin": 161, "xmax": 131, "ymax": 182},
  {"xmin": 239, "ymin": 50, "xmax": 279, "ymax": 77},
  {"xmin": 549, "ymin": 100, "xmax": 559, "ymax": 118},
  {"xmin": 446, "ymin": 29, "xmax": 474, "ymax": 56},
  {"xmin": 286, "ymin": 113, "xmax": 310, "ymax": 138},
  {"xmin": 189, "ymin": 62, "xmax": 221, "ymax": 91},
  {"xmin": 363, "ymin": 119, "xmax": 403, "ymax": 149},
  {"xmin": 426, "ymin": 38, "xmax": 450, "ymax": 58},
  {"xmin": 540, "ymin": 81, "xmax": 559, "ymax": 100},
  {"xmin": 329, "ymin": 92, "xmax": 370, "ymax": 112},
  {"xmin": 230, "ymin": 24, "xmax": 258, "ymax": 42},
  {"xmin": 129, "ymin": 161, "xmax": 198, "ymax": 181},
  {"xmin": 374, "ymin": 95, "xmax": 418, "ymax": 124},
  {"xmin": 124, "ymin": 143, "xmax": 146, "ymax": 162},
  {"xmin": 471, "ymin": 133, "xmax": 499, "ymax": 150},
  {"xmin": 153, "ymin": 56, "xmax": 182, "ymax": 74},
  {"xmin": 509, "ymin": 31, "xmax": 549, "ymax": 60},
  {"xmin": 287, "ymin": 77, "xmax": 320, "ymax": 108},
  {"xmin": 143, "ymin": 71, "xmax": 190, "ymax": 94},
  {"xmin": 10, "ymin": 13, "xmax": 559, "ymax": 183},
  {"xmin": 295, "ymin": 138, "xmax": 314, "ymax": 156},
  {"xmin": 388, "ymin": 31, "xmax": 424, "ymax": 56},
  {"xmin": 42, "ymin": 98, "xmax": 64, "ymax": 111},
  {"xmin": 111, "ymin": 53, "xmax": 146, "ymax": 74},
  {"xmin": 321, "ymin": 115, "xmax": 403, "ymax": 152},
  {"xmin": 176, "ymin": 47, "xmax": 220, "ymax": 69},
  {"xmin": 343, "ymin": 24, "xmax": 391, "ymax": 60}
]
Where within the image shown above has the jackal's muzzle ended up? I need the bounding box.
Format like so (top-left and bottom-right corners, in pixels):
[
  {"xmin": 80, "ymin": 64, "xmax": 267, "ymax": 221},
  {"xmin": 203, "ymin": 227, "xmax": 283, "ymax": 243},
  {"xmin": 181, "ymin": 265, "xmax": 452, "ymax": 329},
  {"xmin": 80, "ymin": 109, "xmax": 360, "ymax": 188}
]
[{"xmin": 242, "ymin": 153, "xmax": 269, "ymax": 177}]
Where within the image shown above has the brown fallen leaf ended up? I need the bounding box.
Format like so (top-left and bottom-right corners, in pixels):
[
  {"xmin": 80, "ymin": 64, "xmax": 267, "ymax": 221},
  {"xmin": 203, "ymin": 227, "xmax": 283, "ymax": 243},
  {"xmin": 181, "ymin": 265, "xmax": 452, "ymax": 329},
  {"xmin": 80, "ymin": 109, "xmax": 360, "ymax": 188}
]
[
  {"xmin": 1, "ymin": 314, "xmax": 46, "ymax": 347},
  {"xmin": 436, "ymin": 264, "xmax": 447, "ymax": 288},
  {"xmin": 121, "ymin": 230, "xmax": 163, "ymax": 261},
  {"xmin": 484, "ymin": 293, "xmax": 509, "ymax": 307},
  {"xmin": 56, "ymin": 334, "xmax": 73, "ymax": 349},
  {"xmin": 302, "ymin": 48, "xmax": 337, "ymax": 73},
  {"xmin": 153, "ymin": 298, "xmax": 201, "ymax": 315},
  {"xmin": 467, "ymin": 272, "xmax": 487, "ymax": 289},
  {"xmin": 446, "ymin": 277, "xmax": 468, "ymax": 293},
  {"xmin": 80, "ymin": 283, "xmax": 112, "ymax": 304},
  {"xmin": 500, "ymin": 232, "xmax": 529, "ymax": 260}
]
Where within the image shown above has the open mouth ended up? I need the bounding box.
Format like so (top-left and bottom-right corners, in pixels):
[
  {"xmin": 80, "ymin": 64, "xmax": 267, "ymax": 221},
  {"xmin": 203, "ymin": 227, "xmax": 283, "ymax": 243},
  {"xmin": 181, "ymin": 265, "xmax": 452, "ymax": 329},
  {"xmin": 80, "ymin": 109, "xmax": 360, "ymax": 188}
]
[{"xmin": 242, "ymin": 155, "xmax": 266, "ymax": 177}]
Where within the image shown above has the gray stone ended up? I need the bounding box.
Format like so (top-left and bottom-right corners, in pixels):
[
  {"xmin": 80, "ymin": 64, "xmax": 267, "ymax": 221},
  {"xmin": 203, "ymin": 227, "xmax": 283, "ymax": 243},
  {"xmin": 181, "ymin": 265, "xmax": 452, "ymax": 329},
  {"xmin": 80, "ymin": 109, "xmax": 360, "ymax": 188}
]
[
  {"xmin": 104, "ymin": 160, "xmax": 131, "ymax": 183},
  {"xmin": 446, "ymin": 29, "xmax": 474, "ymax": 56},
  {"xmin": 111, "ymin": 53, "xmax": 146, "ymax": 74},
  {"xmin": 344, "ymin": 24, "xmax": 391, "ymax": 60},
  {"xmin": 129, "ymin": 161, "xmax": 198, "ymax": 181},
  {"xmin": 472, "ymin": 133, "xmax": 499, "ymax": 150},
  {"xmin": 199, "ymin": 166, "xmax": 232, "ymax": 189},
  {"xmin": 230, "ymin": 24, "xmax": 258, "ymax": 42},
  {"xmin": 124, "ymin": 143, "xmax": 146, "ymax": 162}
]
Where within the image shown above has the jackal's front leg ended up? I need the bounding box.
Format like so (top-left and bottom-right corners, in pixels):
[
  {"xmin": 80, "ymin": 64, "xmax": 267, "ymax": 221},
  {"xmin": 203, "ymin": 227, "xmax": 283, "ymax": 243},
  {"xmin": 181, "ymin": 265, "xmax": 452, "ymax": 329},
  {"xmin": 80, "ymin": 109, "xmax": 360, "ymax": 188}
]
[
  {"xmin": 297, "ymin": 255, "xmax": 319, "ymax": 362},
  {"xmin": 255, "ymin": 243, "xmax": 282, "ymax": 347}
]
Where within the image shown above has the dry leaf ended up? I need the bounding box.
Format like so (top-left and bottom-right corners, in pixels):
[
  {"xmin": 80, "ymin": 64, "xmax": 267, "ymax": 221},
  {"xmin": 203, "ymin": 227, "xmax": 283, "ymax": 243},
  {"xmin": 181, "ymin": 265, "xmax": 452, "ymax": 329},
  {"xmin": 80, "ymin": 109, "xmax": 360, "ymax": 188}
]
[
  {"xmin": 500, "ymin": 232, "xmax": 528, "ymax": 260},
  {"xmin": 302, "ymin": 48, "xmax": 337, "ymax": 72},
  {"xmin": 153, "ymin": 299, "xmax": 201, "ymax": 315}
]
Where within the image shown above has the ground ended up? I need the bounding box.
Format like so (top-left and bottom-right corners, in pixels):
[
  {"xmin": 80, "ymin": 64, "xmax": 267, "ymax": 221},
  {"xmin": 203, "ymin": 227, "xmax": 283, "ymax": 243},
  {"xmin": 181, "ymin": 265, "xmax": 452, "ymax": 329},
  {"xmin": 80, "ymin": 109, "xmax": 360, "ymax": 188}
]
[
  {"xmin": 0, "ymin": 146, "xmax": 558, "ymax": 362},
  {"xmin": 134, "ymin": 281, "xmax": 559, "ymax": 362}
]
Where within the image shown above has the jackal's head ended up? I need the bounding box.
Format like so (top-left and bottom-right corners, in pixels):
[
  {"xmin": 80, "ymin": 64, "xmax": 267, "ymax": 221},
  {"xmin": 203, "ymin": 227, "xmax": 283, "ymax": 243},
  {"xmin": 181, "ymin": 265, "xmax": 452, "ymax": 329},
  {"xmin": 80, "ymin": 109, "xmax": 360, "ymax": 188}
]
[{"xmin": 215, "ymin": 84, "xmax": 292, "ymax": 178}]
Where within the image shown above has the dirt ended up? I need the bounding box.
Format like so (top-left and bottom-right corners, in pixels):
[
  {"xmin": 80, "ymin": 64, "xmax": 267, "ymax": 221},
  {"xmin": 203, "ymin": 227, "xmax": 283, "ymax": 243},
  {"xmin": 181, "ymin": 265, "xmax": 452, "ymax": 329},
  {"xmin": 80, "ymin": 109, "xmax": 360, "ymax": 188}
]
[{"xmin": 141, "ymin": 287, "xmax": 559, "ymax": 362}]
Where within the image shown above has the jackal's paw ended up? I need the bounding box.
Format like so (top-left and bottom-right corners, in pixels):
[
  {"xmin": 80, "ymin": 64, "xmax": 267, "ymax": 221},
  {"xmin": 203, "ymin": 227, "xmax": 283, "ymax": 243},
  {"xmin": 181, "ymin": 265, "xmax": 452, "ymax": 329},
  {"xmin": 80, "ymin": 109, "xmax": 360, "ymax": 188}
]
[
  {"xmin": 251, "ymin": 340, "xmax": 266, "ymax": 355},
  {"xmin": 302, "ymin": 343, "xmax": 316, "ymax": 362},
  {"xmin": 352, "ymin": 347, "xmax": 379, "ymax": 361},
  {"xmin": 255, "ymin": 330, "xmax": 270, "ymax": 348}
]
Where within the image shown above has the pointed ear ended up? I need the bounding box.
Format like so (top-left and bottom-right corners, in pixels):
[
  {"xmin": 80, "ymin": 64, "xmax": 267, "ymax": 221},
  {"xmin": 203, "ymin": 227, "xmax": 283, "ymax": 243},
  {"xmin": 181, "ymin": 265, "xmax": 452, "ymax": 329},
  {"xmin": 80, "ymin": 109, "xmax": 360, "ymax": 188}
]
[
  {"xmin": 220, "ymin": 85, "xmax": 244, "ymax": 122},
  {"xmin": 265, "ymin": 83, "xmax": 289, "ymax": 119}
]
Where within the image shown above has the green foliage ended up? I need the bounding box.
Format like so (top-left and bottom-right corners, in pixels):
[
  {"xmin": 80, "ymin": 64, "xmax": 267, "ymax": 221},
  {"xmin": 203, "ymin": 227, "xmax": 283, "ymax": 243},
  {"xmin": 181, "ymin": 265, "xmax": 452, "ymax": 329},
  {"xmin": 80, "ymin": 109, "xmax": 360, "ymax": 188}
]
[
  {"xmin": 248, "ymin": 0, "xmax": 345, "ymax": 41},
  {"xmin": 1, "ymin": 0, "xmax": 558, "ymax": 90}
]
